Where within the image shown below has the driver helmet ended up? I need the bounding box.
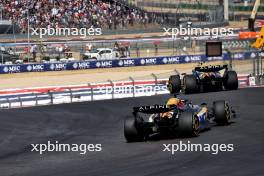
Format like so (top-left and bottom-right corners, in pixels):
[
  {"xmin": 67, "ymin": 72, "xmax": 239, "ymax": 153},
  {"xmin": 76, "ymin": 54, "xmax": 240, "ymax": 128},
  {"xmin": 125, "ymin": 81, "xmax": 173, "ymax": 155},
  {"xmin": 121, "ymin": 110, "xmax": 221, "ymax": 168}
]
[{"xmin": 166, "ymin": 98, "xmax": 181, "ymax": 107}]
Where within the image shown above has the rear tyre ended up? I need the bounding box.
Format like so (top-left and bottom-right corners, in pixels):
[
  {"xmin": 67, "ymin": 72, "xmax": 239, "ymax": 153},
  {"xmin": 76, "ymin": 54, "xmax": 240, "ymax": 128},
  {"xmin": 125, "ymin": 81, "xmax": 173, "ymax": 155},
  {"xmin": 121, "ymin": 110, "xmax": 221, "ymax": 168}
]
[
  {"xmin": 168, "ymin": 75, "xmax": 181, "ymax": 94},
  {"xmin": 124, "ymin": 116, "xmax": 144, "ymax": 142},
  {"xmin": 184, "ymin": 75, "xmax": 199, "ymax": 94},
  {"xmin": 177, "ymin": 112, "xmax": 199, "ymax": 137},
  {"xmin": 224, "ymin": 71, "xmax": 238, "ymax": 90},
  {"xmin": 213, "ymin": 101, "xmax": 231, "ymax": 125}
]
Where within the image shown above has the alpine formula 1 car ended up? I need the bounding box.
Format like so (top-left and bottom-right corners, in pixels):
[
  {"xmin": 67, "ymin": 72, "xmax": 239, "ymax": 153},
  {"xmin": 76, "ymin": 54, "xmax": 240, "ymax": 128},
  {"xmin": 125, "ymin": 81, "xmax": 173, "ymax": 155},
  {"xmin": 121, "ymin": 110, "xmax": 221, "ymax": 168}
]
[
  {"xmin": 168, "ymin": 64, "xmax": 238, "ymax": 94},
  {"xmin": 124, "ymin": 97, "xmax": 235, "ymax": 142}
]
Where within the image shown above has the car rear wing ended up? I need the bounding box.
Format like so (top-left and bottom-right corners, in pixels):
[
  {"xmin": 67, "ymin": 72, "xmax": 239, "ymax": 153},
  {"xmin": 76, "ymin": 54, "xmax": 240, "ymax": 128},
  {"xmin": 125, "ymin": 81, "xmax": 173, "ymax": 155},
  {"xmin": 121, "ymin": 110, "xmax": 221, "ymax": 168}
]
[
  {"xmin": 133, "ymin": 105, "xmax": 177, "ymax": 114},
  {"xmin": 194, "ymin": 64, "xmax": 228, "ymax": 72}
]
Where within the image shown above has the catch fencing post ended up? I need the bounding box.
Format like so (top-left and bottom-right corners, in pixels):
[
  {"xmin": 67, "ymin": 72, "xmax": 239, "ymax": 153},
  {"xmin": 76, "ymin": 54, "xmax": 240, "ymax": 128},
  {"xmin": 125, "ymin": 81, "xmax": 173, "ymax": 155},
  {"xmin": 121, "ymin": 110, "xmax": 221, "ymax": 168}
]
[
  {"xmin": 18, "ymin": 96, "xmax": 22, "ymax": 107},
  {"xmin": 260, "ymin": 54, "xmax": 263, "ymax": 75},
  {"xmin": 108, "ymin": 79, "xmax": 114, "ymax": 99},
  {"xmin": 88, "ymin": 83, "xmax": 94, "ymax": 101},
  {"xmin": 257, "ymin": 53, "xmax": 260, "ymax": 76},
  {"xmin": 226, "ymin": 50, "xmax": 233, "ymax": 70},
  {"xmin": 129, "ymin": 76, "xmax": 135, "ymax": 97},
  {"xmin": 136, "ymin": 43, "xmax": 140, "ymax": 57},
  {"xmin": 35, "ymin": 94, "xmax": 38, "ymax": 106},
  {"xmin": 48, "ymin": 91, "xmax": 53, "ymax": 105},
  {"xmin": 151, "ymin": 73, "xmax": 158, "ymax": 95},
  {"xmin": 260, "ymin": 75, "xmax": 264, "ymax": 85},
  {"xmin": 260, "ymin": 56, "xmax": 263, "ymax": 75},
  {"xmin": 68, "ymin": 88, "xmax": 73, "ymax": 103},
  {"xmin": 253, "ymin": 51, "xmax": 256, "ymax": 76},
  {"xmin": 7, "ymin": 98, "xmax": 11, "ymax": 108}
]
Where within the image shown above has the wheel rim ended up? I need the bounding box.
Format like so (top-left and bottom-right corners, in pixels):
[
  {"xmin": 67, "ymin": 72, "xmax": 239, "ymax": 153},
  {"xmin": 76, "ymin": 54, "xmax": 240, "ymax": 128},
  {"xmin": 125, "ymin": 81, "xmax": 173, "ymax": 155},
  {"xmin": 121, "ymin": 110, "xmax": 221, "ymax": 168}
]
[{"xmin": 225, "ymin": 103, "xmax": 231, "ymax": 121}]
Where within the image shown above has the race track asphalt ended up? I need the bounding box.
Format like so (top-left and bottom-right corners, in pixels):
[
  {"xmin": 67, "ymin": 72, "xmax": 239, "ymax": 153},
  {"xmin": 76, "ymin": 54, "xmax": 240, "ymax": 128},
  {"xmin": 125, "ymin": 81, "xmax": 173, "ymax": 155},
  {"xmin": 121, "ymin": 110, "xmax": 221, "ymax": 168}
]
[{"xmin": 0, "ymin": 87, "xmax": 263, "ymax": 176}]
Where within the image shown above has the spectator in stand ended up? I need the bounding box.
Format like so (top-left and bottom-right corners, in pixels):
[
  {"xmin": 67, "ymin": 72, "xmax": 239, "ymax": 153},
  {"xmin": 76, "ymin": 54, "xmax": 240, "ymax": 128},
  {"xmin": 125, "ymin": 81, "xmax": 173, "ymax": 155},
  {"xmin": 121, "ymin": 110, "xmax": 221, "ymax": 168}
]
[
  {"xmin": 85, "ymin": 43, "xmax": 93, "ymax": 52},
  {"xmin": 30, "ymin": 44, "xmax": 37, "ymax": 60},
  {"xmin": 0, "ymin": 0, "xmax": 150, "ymax": 33}
]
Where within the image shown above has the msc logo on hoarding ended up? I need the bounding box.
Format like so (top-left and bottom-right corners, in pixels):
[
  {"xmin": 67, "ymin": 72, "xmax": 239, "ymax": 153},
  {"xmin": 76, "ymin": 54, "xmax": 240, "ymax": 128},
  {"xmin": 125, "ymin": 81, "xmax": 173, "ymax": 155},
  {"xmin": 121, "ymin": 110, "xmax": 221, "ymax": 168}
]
[
  {"xmin": 185, "ymin": 56, "xmax": 190, "ymax": 62},
  {"xmin": 184, "ymin": 56, "xmax": 201, "ymax": 63},
  {"xmin": 233, "ymin": 53, "xmax": 243, "ymax": 59},
  {"xmin": 207, "ymin": 56, "xmax": 223, "ymax": 61},
  {"xmin": 50, "ymin": 63, "xmax": 67, "ymax": 71},
  {"xmin": 140, "ymin": 58, "xmax": 156, "ymax": 65},
  {"xmin": 72, "ymin": 63, "xmax": 78, "ymax": 69},
  {"xmin": 163, "ymin": 58, "xmax": 168, "ymax": 64},
  {"xmin": 72, "ymin": 62, "xmax": 90, "ymax": 69},
  {"xmin": 259, "ymin": 52, "xmax": 264, "ymax": 57},
  {"xmin": 27, "ymin": 64, "xmax": 44, "ymax": 71},
  {"xmin": 118, "ymin": 59, "xmax": 135, "ymax": 66},
  {"xmin": 3, "ymin": 66, "xmax": 21, "ymax": 73},
  {"xmin": 250, "ymin": 53, "xmax": 256, "ymax": 58},
  {"xmin": 163, "ymin": 57, "xmax": 180, "ymax": 64},
  {"xmin": 96, "ymin": 61, "xmax": 112, "ymax": 68}
]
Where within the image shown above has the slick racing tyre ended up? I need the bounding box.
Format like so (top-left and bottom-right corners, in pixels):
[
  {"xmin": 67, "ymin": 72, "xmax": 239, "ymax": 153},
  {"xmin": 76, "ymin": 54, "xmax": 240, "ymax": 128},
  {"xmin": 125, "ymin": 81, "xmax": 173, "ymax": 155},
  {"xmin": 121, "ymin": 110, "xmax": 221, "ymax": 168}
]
[
  {"xmin": 183, "ymin": 75, "xmax": 199, "ymax": 94},
  {"xmin": 213, "ymin": 101, "xmax": 231, "ymax": 125},
  {"xmin": 124, "ymin": 116, "xmax": 144, "ymax": 142},
  {"xmin": 168, "ymin": 75, "xmax": 181, "ymax": 94},
  {"xmin": 177, "ymin": 112, "xmax": 199, "ymax": 137},
  {"xmin": 224, "ymin": 71, "xmax": 238, "ymax": 90}
]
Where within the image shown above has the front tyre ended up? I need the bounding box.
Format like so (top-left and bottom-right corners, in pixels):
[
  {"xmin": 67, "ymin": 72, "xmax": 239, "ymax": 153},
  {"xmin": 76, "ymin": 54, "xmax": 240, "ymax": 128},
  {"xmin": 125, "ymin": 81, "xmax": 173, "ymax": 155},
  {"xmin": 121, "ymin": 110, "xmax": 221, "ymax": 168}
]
[
  {"xmin": 124, "ymin": 116, "xmax": 144, "ymax": 142},
  {"xmin": 213, "ymin": 101, "xmax": 231, "ymax": 125},
  {"xmin": 177, "ymin": 112, "xmax": 199, "ymax": 137},
  {"xmin": 168, "ymin": 75, "xmax": 181, "ymax": 94}
]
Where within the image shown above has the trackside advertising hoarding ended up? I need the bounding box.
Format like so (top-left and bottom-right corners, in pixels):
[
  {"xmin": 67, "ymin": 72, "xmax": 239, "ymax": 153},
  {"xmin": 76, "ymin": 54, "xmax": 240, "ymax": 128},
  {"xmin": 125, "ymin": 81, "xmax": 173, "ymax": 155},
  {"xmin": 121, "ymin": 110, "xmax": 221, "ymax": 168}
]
[{"xmin": 0, "ymin": 51, "xmax": 260, "ymax": 74}]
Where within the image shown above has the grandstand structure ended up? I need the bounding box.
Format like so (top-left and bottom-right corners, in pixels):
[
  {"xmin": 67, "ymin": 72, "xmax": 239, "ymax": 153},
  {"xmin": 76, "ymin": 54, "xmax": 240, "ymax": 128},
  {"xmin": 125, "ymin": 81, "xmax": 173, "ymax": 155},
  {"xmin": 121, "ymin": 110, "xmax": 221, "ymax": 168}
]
[
  {"xmin": 0, "ymin": 0, "xmax": 263, "ymax": 65},
  {"xmin": 132, "ymin": 0, "xmax": 264, "ymax": 27},
  {"xmin": 0, "ymin": 0, "xmax": 264, "ymax": 35},
  {"xmin": 0, "ymin": 0, "xmax": 153, "ymax": 35}
]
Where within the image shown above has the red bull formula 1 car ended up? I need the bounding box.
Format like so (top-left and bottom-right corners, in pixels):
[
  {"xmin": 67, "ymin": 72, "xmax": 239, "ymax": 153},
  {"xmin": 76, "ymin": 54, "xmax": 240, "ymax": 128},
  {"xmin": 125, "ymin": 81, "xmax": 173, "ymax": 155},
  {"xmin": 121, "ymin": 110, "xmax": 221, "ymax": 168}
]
[
  {"xmin": 124, "ymin": 97, "xmax": 235, "ymax": 142},
  {"xmin": 168, "ymin": 64, "xmax": 238, "ymax": 94}
]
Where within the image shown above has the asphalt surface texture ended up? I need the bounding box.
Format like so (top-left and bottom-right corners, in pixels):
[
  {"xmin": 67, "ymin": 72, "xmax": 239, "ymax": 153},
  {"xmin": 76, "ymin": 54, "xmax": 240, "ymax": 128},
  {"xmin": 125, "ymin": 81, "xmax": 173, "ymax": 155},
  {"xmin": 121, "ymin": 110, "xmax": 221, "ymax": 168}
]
[{"xmin": 0, "ymin": 87, "xmax": 263, "ymax": 176}]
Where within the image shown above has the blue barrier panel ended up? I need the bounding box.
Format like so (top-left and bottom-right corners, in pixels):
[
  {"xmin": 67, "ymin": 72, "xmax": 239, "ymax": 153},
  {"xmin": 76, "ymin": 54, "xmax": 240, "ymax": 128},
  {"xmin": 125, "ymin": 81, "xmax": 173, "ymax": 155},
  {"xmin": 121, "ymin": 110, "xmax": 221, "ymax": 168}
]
[{"xmin": 0, "ymin": 51, "xmax": 260, "ymax": 74}]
